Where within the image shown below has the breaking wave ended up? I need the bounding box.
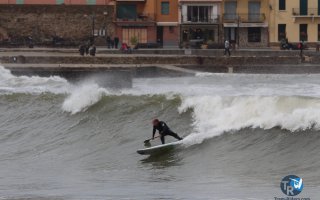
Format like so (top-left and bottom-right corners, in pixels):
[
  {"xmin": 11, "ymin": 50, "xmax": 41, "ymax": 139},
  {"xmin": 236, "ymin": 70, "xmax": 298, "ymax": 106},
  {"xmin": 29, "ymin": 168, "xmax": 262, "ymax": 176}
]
[
  {"xmin": 2, "ymin": 65, "xmax": 320, "ymax": 143},
  {"xmin": 62, "ymin": 82, "xmax": 109, "ymax": 114},
  {"xmin": 179, "ymin": 95, "xmax": 320, "ymax": 144},
  {"xmin": 1, "ymin": 65, "xmax": 320, "ymax": 198}
]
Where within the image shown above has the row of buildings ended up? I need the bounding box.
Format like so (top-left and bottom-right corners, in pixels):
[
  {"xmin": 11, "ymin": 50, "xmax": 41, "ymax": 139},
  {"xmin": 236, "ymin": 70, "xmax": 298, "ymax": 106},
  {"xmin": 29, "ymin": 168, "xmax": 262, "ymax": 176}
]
[{"xmin": 1, "ymin": 0, "xmax": 320, "ymax": 48}]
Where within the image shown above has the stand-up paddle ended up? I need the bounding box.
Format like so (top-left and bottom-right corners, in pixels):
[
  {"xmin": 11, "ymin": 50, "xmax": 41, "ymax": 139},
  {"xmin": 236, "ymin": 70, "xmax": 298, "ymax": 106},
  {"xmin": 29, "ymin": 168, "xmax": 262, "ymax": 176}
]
[{"xmin": 144, "ymin": 135, "xmax": 159, "ymax": 144}]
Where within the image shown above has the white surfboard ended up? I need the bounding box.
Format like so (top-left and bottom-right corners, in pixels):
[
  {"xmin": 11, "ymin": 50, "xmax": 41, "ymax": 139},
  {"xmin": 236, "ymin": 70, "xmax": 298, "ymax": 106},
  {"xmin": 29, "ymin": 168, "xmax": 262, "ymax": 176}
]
[{"xmin": 137, "ymin": 140, "xmax": 183, "ymax": 155}]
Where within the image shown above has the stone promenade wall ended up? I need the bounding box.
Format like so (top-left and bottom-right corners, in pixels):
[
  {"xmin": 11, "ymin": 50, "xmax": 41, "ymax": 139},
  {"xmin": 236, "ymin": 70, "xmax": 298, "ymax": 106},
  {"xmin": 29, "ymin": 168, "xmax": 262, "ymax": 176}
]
[{"xmin": 0, "ymin": 55, "xmax": 303, "ymax": 66}]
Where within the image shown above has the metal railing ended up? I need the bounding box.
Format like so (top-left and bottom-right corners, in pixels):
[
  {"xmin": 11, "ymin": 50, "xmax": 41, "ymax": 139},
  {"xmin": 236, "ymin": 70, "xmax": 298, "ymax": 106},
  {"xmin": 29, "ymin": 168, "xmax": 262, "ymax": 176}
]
[
  {"xmin": 292, "ymin": 8, "xmax": 319, "ymax": 16},
  {"xmin": 181, "ymin": 15, "xmax": 220, "ymax": 24},
  {"xmin": 116, "ymin": 13, "xmax": 155, "ymax": 22},
  {"xmin": 116, "ymin": 0, "xmax": 146, "ymax": 1},
  {"xmin": 223, "ymin": 13, "xmax": 266, "ymax": 23}
]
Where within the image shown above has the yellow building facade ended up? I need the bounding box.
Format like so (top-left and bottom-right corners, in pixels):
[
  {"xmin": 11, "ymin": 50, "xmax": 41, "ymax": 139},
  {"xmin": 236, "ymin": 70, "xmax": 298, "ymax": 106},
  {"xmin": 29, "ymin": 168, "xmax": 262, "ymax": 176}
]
[
  {"xmin": 269, "ymin": 0, "xmax": 320, "ymax": 46},
  {"xmin": 222, "ymin": 0, "xmax": 270, "ymax": 47},
  {"xmin": 179, "ymin": 0, "xmax": 222, "ymax": 47}
]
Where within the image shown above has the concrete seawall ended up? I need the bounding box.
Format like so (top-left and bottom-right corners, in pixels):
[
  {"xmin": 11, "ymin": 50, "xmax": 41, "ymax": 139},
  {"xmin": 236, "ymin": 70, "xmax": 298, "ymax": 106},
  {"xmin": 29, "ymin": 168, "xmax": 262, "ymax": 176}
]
[
  {"xmin": 2, "ymin": 48, "xmax": 319, "ymax": 57},
  {"xmin": 1, "ymin": 49, "xmax": 320, "ymax": 76},
  {"xmin": 0, "ymin": 55, "xmax": 308, "ymax": 66}
]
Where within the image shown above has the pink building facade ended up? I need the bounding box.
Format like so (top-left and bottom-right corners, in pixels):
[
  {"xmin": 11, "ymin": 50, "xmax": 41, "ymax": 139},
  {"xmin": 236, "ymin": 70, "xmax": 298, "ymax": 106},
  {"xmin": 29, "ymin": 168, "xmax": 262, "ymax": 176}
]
[{"xmin": 0, "ymin": 0, "xmax": 114, "ymax": 5}]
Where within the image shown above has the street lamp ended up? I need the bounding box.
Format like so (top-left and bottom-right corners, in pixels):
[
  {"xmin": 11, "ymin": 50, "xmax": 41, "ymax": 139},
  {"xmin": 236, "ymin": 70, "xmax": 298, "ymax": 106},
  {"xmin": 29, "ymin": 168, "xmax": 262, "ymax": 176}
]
[
  {"xmin": 178, "ymin": 2, "xmax": 183, "ymax": 48},
  {"xmin": 84, "ymin": 13, "xmax": 96, "ymax": 44},
  {"xmin": 237, "ymin": 14, "xmax": 240, "ymax": 48},
  {"xmin": 103, "ymin": 11, "xmax": 108, "ymax": 37}
]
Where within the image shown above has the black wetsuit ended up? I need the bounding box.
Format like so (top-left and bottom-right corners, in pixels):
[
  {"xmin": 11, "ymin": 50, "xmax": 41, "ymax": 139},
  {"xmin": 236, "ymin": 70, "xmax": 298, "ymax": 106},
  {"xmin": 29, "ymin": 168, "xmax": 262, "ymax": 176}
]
[{"xmin": 153, "ymin": 121, "xmax": 182, "ymax": 144}]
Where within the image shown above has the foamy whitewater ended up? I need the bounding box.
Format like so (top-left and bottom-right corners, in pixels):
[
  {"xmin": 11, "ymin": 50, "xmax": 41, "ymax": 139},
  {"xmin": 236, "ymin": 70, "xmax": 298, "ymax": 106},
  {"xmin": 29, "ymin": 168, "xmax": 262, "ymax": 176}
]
[{"xmin": 0, "ymin": 66, "xmax": 319, "ymax": 199}]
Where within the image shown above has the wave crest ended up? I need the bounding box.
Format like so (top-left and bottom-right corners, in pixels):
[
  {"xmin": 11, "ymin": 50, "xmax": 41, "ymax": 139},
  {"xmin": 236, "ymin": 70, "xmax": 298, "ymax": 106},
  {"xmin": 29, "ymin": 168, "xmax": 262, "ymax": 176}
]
[
  {"xmin": 62, "ymin": 82, "xmax": 109, "ymax": 114},
  {"xmin": 0, "ymin": 66, "xmax": 69, "ymax": 94},
  {"xmin": 179, "ymin": 95, "xmax": 320, "ymax": 144}
]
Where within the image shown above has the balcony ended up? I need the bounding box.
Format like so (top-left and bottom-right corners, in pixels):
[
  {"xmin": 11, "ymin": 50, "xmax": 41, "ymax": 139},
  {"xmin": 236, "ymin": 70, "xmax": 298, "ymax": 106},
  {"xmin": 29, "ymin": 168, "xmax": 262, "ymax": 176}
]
[
  {"xmin": 181, "ymin": 15, "xmax": 220, "ymax": 24},
  {"xmin": 292, "ymin": 8, "xmax": 320, "ymax": 22},
  {"xmin": 292, "ymin": 8, "xmax": 320, "ymax": 17},
  {"xmin": 116, "ymin": 0, "xmax": 146, "ymax": 1},
  {"xmin": 115, "ymin": 13, "xmax": 155, "ymax": 26},
  {"xmin": 223, "ymin": 13, "xmax": 266, "ymax": 23},
  {"xmin": 116, "ymin": 13, "xmax": 155, "ymax": 22}
]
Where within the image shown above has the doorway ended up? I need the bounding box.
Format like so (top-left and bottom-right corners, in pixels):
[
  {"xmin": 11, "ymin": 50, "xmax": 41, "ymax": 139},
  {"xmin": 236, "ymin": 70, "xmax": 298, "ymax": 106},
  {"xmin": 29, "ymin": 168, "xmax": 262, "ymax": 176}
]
[
  {"xmin": 157, "ymin": 26, "xmax": 163, "ymax": 47},
  {"xmin": 300, "ymin": 0, "xmax": 308, "ymax": 15}
]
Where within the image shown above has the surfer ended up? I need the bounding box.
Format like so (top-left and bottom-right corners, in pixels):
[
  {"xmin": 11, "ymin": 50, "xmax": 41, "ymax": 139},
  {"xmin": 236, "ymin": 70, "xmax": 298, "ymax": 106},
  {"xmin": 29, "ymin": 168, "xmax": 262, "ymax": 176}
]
[{"xmin": 152, "ymin": 119, "xmax": 183, "ymax": 144}]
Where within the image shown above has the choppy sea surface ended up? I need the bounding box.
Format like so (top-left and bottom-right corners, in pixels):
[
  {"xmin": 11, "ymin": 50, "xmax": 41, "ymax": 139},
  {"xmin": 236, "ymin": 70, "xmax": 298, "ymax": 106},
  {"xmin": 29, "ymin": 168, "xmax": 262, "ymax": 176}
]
[{"xmin": 0, "ymin": 66, "xmax": 319, "ymax": 200}]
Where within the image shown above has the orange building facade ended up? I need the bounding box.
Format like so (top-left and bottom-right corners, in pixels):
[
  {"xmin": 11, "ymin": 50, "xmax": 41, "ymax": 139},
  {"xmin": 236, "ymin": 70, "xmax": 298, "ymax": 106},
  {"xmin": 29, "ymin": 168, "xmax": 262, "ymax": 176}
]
[
  {"xmin": 114, "ymin": 0, "xmax": 179, "ymax": 47},
  {"xmin": 156, "ymin": 0, "xmax": 180, "ymax": 47}
]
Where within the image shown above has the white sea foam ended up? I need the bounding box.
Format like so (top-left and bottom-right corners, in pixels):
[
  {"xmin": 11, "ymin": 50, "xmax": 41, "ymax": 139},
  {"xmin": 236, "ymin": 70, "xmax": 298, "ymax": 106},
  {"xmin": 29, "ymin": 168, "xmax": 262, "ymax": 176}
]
[
  {"xmin": 0, "ymin": 66, "xmax": 110, "ymax": 114},
  {"xmin": 3, "ymin": 65, "xmax": 320, "ymax": 138},
  {"xmin": 61, "ymin": 82, "xmax": 109, "ymax": 115},
  {"xmin": 179, "ymin": 95, "xmax": 320, "ymax": 144},
  {"xmin": 0, "ymin": 66, "xmax": 70, "ymax": 94},
  {"xmin": 123, "ymin": 74, "xmax": 320, "ymax": 144}
]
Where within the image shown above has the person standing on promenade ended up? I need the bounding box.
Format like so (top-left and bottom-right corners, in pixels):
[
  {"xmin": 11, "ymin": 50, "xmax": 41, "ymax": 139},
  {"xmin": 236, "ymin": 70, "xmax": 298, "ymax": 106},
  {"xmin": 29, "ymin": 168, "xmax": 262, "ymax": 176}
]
[
  {"xmin": 28, "ymin": 36, "xmax": 34, "ymax": 48},
  {"xmin": 106, "ymin": 36, "xmax": 111, "ymax": 49},
  {"xmin": 79, "ymin": 45, "xmax": 85, "ymax": 56},
  {"xmin": 224, "ymin": 39, "xmax": 231, "ymax": 56},
  {"xmin": 298, "ymin": 41, "xmax": 304, "ymax": 58},
  {"xmin": 89, "ymin": 45, "xmax": 96, "ymax": 56}
]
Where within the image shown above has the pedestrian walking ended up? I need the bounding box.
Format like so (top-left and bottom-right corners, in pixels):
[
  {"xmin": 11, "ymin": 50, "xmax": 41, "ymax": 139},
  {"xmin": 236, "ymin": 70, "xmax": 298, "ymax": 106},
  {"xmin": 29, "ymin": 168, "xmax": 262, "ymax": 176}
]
[
  {"xmin": 28, "ymin": 36, "xmax": 34, "ymax": 48},
  {"xmin": 224, "ymin": 40, "xmax": 231, "ymax": 56},
  {"xmin": 83, "ymin": 40, "xmax": 90, "ymax": 56},
  {"xmin": 298, "ymin": 41, "xmax": 304, "ymax": 58},
  {"xmin": 111, "ymin": 39, "xmax": 114, "ymax": 49}
]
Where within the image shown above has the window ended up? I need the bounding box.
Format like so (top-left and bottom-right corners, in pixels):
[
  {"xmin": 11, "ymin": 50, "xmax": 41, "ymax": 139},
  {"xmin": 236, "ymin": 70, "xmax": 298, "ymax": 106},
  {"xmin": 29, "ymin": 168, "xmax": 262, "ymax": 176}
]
[
  {"xmin": 248, "ymin": 27, "xmax": 261, "ymax": 42},
  {"xmin": 300, "ymin": 0, "xmax": 308, "ymax": 15},
  {"xmin": 279, "ymin": 0, "xmax": 286, "ymax": 10},
  {"xmin": 56, "ymin": 0, "xmax": 64, "ymax": 4},
  {"xmin": 249, "ymin": 1, "xmax": 261, "ymax": 22},
  {"xmin": 187, "ymin": 6, "xmax": 212, "ymax": 22},
  {"xmin": 161, "ymin": 2, "xmax": 170, "ymax": 15},
  {"xmin": 16, "ymin": 0, "xmax": 24, "ymax": 4},
  {"xmin": 122, "ymin": 28, "xmax": 147, "ymax": 46},
  {"xmin": 204, "ymin": 29, "xmax": 215, "ymax": 41},
  {"xmin": 86, "ymin": 0, "xmax": 96, "ymax": 5},
  {"xmin": 190, "ymin": 28, "xmax": 203, "ymax": 39},
  {"xmin": 278, "ymin": 24, "xmax": 286, "ymax": 41},
  {"xmin": 299, "ymin": 24, "xmax": 308, "ymax": 41},
  {"xmin": 117, "ymin": 4, "xmax": 137, "ymax": 19},
  {"xmin": 318, "ymin": 24, "xmax": 320, "ymax": 41},
  {"xmin": 224, "ymin": 1, "xmax": 237, "ymax": 20}
]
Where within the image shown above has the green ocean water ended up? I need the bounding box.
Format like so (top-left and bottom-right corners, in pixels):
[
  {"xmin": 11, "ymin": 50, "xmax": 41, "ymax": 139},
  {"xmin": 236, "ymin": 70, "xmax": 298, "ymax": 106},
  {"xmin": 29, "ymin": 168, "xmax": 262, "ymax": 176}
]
[{"xmin": 0, "ymin": 66, "xmax": 319, "ymax": 199}]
